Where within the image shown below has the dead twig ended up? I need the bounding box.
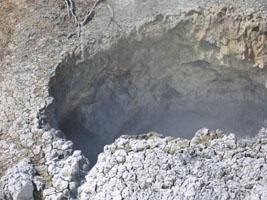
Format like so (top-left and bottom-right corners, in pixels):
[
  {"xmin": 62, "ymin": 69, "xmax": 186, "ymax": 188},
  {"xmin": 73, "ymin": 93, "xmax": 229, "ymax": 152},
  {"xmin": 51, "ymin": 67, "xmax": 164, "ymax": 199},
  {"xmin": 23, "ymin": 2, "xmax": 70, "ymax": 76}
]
[
  {"xmin": 107, "ymin": 3, "xmax": 122, "ymax": 30},
  {"xmin": 63, "ymin": 0, "xmax": 104, "ymax": 38},
  {"xmin": 107, "ymin": 3, "xmax": 114, "ymax": 26},
  {"xmin": 64, "ymin": 0, "xmax": 81, "ymax": 38},
  {"xmin": 64, "ymin": 0, "xmax": 70, "ymax": 17},
  {"xmin": 64, "ymin": 0, "xmax": 78, "ymax": 24},
  {"xmin": 80, "ymin": 0, "xmax": 104, "ymax": 26}
]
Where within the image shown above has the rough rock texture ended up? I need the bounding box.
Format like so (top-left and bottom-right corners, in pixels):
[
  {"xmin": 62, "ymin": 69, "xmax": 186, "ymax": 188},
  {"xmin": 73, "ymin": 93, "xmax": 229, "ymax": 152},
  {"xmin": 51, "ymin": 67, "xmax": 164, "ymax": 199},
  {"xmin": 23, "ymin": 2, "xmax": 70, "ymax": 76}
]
[
  {"xmin": 79, "ymin": 129, "xmax": 267, "ymax": 200},
  {"xmin": 0, "ymin": 159, "xmax": 35, "ymax": 200},
  {"xmin": 190, "ymin": 7, "xmax": 267, "ymax": 68},
  {"xmin": 52, "ymin": 17, "xmax": 267, "ymax": 167},
  {"xmin": 0, "ymin": 0, "xmax": 267, "ymax": 199}
]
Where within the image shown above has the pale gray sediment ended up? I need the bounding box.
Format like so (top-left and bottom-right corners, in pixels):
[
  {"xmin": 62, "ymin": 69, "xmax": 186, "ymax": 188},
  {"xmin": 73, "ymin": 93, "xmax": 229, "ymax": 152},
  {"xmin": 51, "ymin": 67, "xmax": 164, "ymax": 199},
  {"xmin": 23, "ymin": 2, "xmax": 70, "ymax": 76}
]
[{"xmin": 0, "ymin": 0, "xmax": 267, "ymax": 199}]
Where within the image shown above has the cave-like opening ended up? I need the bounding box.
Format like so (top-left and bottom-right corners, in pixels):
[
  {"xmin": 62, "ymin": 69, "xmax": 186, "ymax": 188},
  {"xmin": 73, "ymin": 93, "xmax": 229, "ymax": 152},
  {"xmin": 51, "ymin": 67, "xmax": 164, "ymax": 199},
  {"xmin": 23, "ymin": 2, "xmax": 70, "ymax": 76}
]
[{"xmin": 48, "ymin": 24, "xmax": 267, "ymax": 167}]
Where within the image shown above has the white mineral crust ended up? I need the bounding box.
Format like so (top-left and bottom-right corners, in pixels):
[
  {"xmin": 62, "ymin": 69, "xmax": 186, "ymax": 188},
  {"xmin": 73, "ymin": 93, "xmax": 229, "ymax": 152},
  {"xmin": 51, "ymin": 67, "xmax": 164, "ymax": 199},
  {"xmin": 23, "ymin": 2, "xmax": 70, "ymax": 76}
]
[{"xmin": 78, "ymin": 129, "xmax": 267, "ymax": 200}]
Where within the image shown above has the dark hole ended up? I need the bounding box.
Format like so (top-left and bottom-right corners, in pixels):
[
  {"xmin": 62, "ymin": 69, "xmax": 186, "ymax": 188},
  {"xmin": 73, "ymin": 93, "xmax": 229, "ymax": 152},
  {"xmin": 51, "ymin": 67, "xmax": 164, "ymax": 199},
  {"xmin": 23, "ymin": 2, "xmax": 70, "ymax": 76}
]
[
  {"xmin": 50, "ymin": 28, "xmax": 267, "ymax": 169},
  {"xmin": 252, "ymin": 26, "xmax": 259, "ymax": 32}
]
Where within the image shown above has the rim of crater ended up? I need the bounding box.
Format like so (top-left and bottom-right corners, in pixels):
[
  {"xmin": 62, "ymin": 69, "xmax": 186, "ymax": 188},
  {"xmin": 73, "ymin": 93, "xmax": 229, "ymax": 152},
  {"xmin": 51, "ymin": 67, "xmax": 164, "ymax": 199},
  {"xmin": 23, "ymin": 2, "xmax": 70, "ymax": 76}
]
[{"xmin": 42, "ymin": 5, "xmax": 267, "ymax": 160}]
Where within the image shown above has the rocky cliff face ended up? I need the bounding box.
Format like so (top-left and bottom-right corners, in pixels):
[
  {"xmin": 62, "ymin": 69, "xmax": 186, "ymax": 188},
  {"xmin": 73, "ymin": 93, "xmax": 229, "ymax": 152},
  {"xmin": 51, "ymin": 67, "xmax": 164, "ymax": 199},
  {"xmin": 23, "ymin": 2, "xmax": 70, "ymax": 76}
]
[{"xmin": 0, "ymin": 0, "xmax": 267, "ymax": 199}]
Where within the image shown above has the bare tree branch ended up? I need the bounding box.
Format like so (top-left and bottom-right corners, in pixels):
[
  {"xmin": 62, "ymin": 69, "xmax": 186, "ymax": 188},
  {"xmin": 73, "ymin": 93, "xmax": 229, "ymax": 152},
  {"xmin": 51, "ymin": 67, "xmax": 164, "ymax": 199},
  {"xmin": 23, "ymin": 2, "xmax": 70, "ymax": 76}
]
[
  {"xmin": 63, "ymin": 0, "xmax": 104, "ymax": 38},
  {"xmin": 107, "ymin": 3, "xmax": 122, "ymax": 30},
  {"xmin": 107, "ymin": 3, "xmax": 114, "ymax": 27},
  {"xmin": 80, "ymin": 0, "xmax": 104, "ymax": 26},
  {"xmin": 64, "ymin": 0, "xmax": 70, "ymax": 17}
]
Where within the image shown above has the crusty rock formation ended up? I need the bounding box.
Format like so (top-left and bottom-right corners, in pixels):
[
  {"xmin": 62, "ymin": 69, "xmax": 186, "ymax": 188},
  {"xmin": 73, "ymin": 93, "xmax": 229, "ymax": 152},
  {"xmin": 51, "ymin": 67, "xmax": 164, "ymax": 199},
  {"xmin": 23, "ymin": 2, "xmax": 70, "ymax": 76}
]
[
  {"xmin": 0, "ymin": 159, "xmax": 35, "ymax": 200},
  {"xmin": 0, "ymin": 0, "xmax": 266, "ymax": 199},
  {"xmin": 79, "ymin": 129, "xmax": 267, "ymax": 200},
  {"xmin": 189, "ymin": 6, "xmax": 267, "ymax": 68}
]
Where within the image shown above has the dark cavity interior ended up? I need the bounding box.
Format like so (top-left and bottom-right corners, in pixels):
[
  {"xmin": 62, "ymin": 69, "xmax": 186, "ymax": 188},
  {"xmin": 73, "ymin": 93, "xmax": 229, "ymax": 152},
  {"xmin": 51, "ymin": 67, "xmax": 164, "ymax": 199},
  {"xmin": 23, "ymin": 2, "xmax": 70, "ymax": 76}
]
[{"xmin": 48, "ymin": 25, "xmax": 267, "ymax": 167}]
